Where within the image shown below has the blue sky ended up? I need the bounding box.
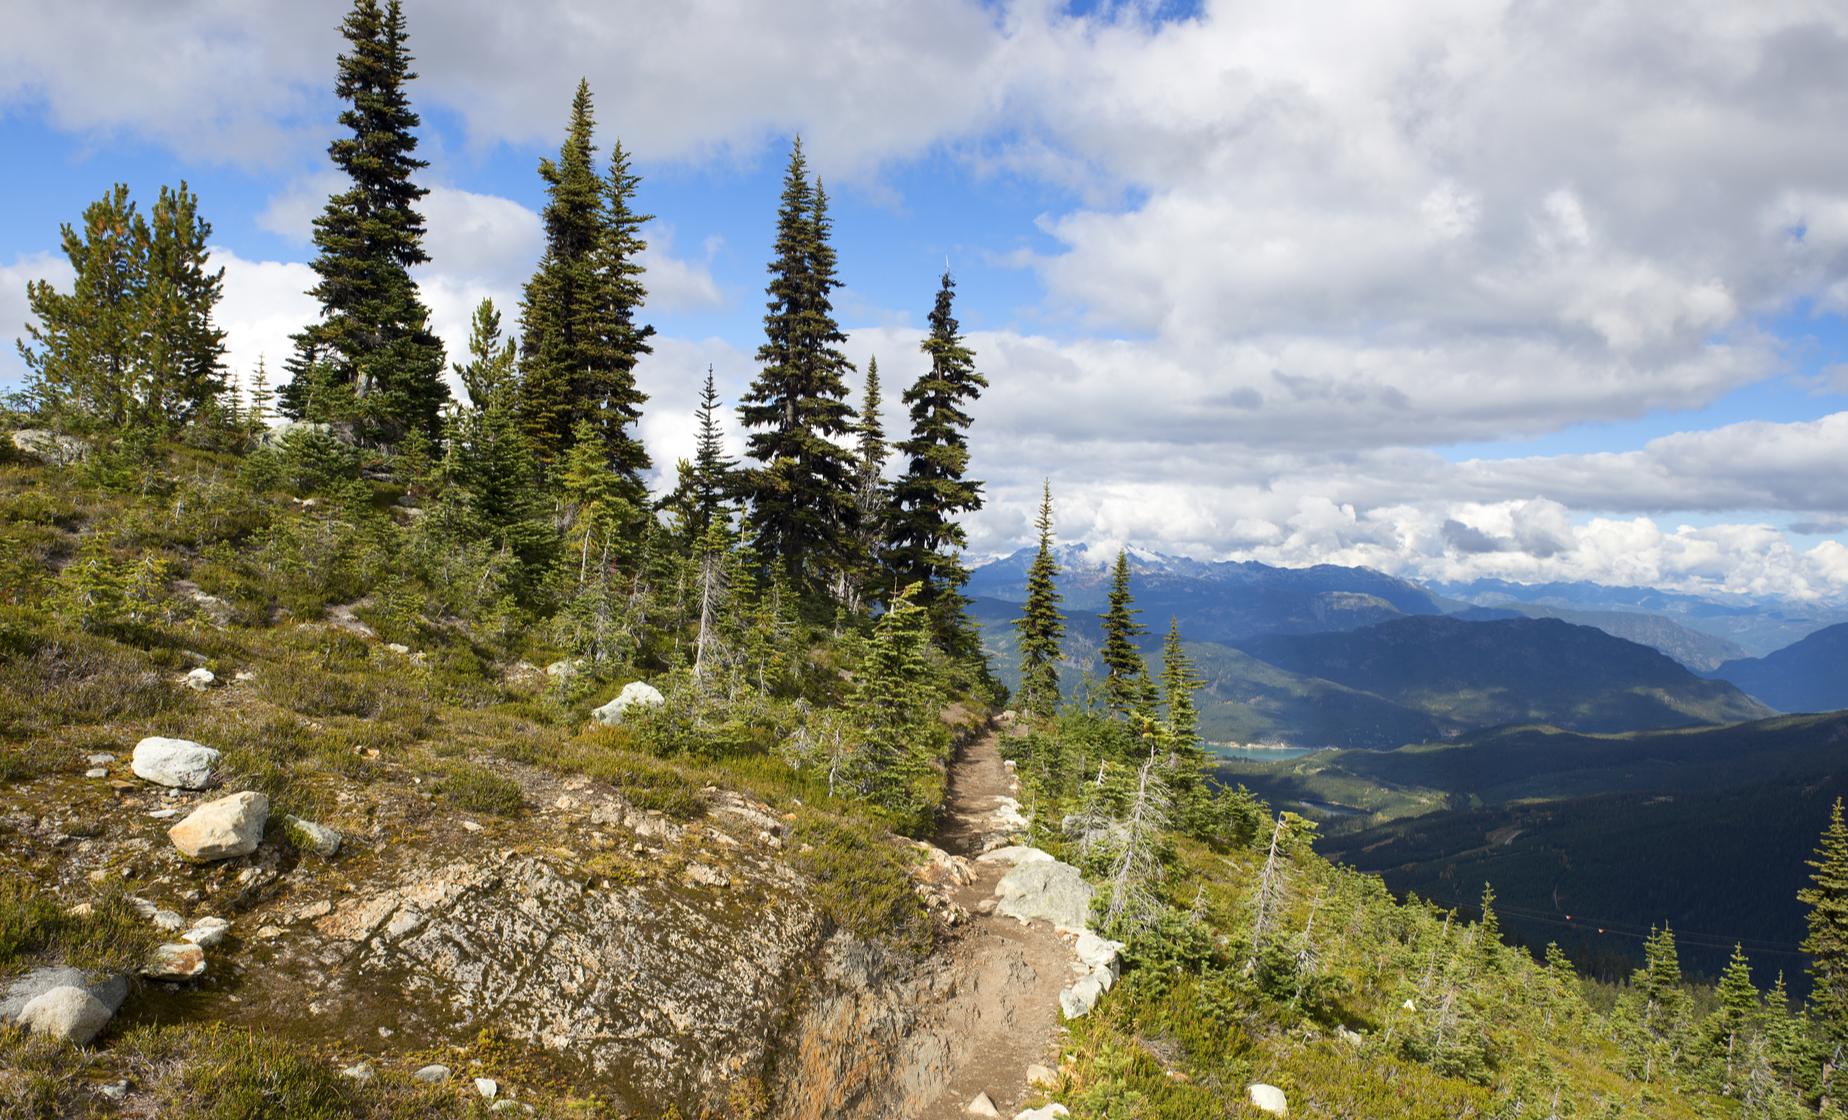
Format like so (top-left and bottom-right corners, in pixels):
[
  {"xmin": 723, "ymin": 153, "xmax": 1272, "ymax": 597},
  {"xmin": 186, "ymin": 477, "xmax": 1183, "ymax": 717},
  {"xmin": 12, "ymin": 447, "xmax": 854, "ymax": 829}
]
[{"xmin": 8, "ymin": 0, "xmax": 1848, "ymax": 600}]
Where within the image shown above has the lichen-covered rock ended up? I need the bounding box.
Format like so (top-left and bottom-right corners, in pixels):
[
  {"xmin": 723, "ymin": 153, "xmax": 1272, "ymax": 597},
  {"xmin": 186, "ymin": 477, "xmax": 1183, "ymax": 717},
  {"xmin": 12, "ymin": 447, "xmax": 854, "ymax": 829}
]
[
  {"xmin": 994, "ymin": 857, "xmax": 1092, "ymax": 935},
  {"xmin": 10, "ymin": 428, "xmax": 86, "ymax": 465},
  {"xmin": 142, "ymin": 943, "xmax": 207, "ymax": 980},
  {"xmin": 1059, "ymin": 975, "xmax": 1103, "ymax": 1019},
  {"xmin": 413, "ymin": 1064, "xmax": 451, "ymax": 1083},
  {"xmin": 591, "ymin": 681, "xmax": 665, "ymax": 725},
  {"xmin": 284, "ymin": 815, "xmax": 342, "ymax": 857},
  {"xmin": 168, "ymin": 791, "xmax": 268, "ymax": 860},
  {"xmin": 18, "ymin": 986, "xmax": 112, "ymax": 1045},
  {"xmin": 131, "ymin": 736, "xmax": 221, "ymax": 790}
]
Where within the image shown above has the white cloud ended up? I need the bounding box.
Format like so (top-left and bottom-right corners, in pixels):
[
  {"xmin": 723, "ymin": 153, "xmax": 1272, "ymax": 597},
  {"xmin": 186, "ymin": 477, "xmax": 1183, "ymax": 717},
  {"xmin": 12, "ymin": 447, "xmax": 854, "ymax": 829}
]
[{"xmin": 0, "ymin": 252, "xmax": 73, "ymax": 389}]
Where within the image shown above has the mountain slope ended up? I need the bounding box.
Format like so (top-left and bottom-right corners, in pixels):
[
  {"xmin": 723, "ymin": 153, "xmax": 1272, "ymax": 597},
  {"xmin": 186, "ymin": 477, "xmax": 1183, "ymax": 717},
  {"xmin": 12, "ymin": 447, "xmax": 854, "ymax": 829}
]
[
  {"xmin": 970, "ymin": 597, "xmax": 1444, "ymax": 748},
  {"xmin": 1708, "ymin": 622, "xmax": 1848, "ymax": 712},
  {"xmin": 967, "ymin": 546, "xmax": 1444, "ymax": 642},
  {"xmin": 1219, "ymin": 712, "xmax": 1848, "ymax": 981},
  {"xmin": 1455, "ymin": 603, "xmax": 1745, "ymax": 671},
  {"xmin": 1240, "ymin": 615, "xmax": 1772, "ymax": 734}
]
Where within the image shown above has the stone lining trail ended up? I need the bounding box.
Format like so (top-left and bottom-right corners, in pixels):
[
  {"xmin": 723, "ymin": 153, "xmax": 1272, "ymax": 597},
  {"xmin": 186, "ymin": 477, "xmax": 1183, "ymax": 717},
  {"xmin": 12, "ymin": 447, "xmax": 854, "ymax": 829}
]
[{"xmin": 912, "ymin": 728, "xmax": 1070, "ymax": 1120}]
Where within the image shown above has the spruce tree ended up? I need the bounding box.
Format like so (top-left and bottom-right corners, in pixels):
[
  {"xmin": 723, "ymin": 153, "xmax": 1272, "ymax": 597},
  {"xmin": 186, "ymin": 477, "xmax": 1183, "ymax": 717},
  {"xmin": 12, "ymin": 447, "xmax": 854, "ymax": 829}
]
[
  {"xmin": 1709, "ymin": 943, "xmax": 1760, "ymax": 1092},
  {"xmin": 737, "ymin": 139, "xmax": 858, "ymax": 594},
  {"xmin": 685, "ymin": 367, "xmax": 735, "ymax": 540},
  {"xmin": 282, "ymin": 0, "xmax": 447, "ymax": 443},
  {"xmin": 1801, "ymin": 797, "xmax": 1848, "ymax": 1069},
  {"xmin": 585, "ymin": 136, "xmax": 654, "ymax": 494},
  {"xmin": 1100, "ymin": 549, "xmax": 1147, "ymax": 718},
  {"xmin": 845, "ymin": 356, "xmax": 889, "ymax": 608},
  {"xmin": 1160, "ymin": 616, "xmax": 1210, "ymax": 820},
  {"xmin": 441, "ymin": 300, "xmax": 549, "ymax": 583},
  {"xmin": 1014, "ymin": 481, "xmax": 1065, "ymax": 718},
  {"xmin": 886, "ymin": 270, "xmax": 987, "ymax": 648}
]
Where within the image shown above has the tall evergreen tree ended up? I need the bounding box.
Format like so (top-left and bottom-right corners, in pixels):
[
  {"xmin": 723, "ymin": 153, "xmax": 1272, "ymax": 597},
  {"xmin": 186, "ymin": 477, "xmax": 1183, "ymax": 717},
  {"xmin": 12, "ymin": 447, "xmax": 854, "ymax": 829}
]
[
  {"xmin": 517, "ymin": 82, "xmax": 655, "ymax": 492},
  {"xmin": 1100, "ymin": 549, "xmax": 1147, "ymax": 717},
  {"xmin": 846, "ymin": 356, "xmax": 890, "ymax": 605},
  {"xmin": 1801, "ymin": 796, "xmax": 1848, "ymax": 1081},
  {"xmin": 281, "ymin": 0, "xmax": 447, "ymax": 443},
  {"xmin": 585, "ymin": 137, "xmax": 654, "ymax": 491},
  {"xmin": 684, "ymin": 367, "xmax": 735, "ymax": 540},
  {"xmin": 737, "ymin": 139, "xmax": 858, "ymax": 593},
  {"xmin": 886, "ymin": 271, "xmax": 987, "ymax": 649},
  {"xmin": 142, "ymin": 182, "xmax": 228, "ymax": 425},
  {"xmin": 1708, "ymin": 943, "xmax": 1760, "ymax": 1093},
  {"xmin": 1014, "ymin": 481, "xmax": 1065, "ymax": 718},
  {"xmin": 21, "ymin": 182, "xmax": 226, "ymax": 429}
]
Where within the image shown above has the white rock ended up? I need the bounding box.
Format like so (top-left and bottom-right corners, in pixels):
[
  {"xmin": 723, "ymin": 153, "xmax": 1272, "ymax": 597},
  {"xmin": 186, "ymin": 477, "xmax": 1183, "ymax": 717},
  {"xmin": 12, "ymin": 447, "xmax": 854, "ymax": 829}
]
[
  {"xmin": 412, "ymin": 1064, "xmax": 451, "ymax": 1084},
  {"xmin": 147, "ymin": 809, "xmax": 180, "ymax": 820},
  {"xmin": 97, "ymin": 1081, "xmax": 128, "ymax": 1100},
  {"xmin": 474, "ymin": 1077, "xmax": 499, "ymax": 1099},
  {"xmin": 182, "ymin": 917, "xmax": 231, "ymax": 947},
  {"xmin": 385, "ymin": 642, "xmax": 410, "ymax": 655},
  {"xmin": 85, "ymin": 768, "xmax": 107, "ymax": 779},
  {"xmin": 19, "ymin": 986, "xmax": 112, "ymax": 1045},
  {"xmin": 967, "ymin": 1091, "xmax": 1001, "ymax": 1117},
  {"xmin": 168, "ymin": 791, "xmax": 269, "ymax": 860},
  {"xmin": 151, "ymin": 909, "xmax": 185, "ymax": 931},
  {"xmin": 974, "ymin": 845, "xmax": 1056, "ymax": 866},
  {"xmin": 85, "ymin": 753, "xmax": 114, "ymax": 766},
  {"xmin": 995, "ymin": 858, "xmax": 1093, "ymax": 934},
  {"xmin": 1012, "ymin": 1107, "xmax": 1069, "ymax": 1120},
  {"xmin": 590, "ymin": 681, "xmax": 665, "ymax": 725},
  {"xmin": 284, "ymin": 815, "xmax": 342, "ymax": 857},
  {"xmin": 1247, "ymin": 1083, "xmax": 1288, "ymax": 1116},
  {"xmin": 1402, "ymin": 998, "xmax": 1417, "ymax": 1012},
  {"xmin": 140, "ymin": 942, "xmax": 206, "ymax": 981},
  {"xmin": 1025, "ymin": 1063, "xmax": 1057, "ymax": 1088},
  {"xmin": 1336, "ymin": 1025, "xmax": 1363, "ymax": 1046},
  {"xmin": 131, "ymin": 737, "xmax": 221, "ymax": 790},
  {"xmin": 184, "ymin": 667, "xmax": 216, "ymax": 690},
  {"xmin": 1059, "ymin": 975, "xmax": 1104, "ymax": 1019},
  {"xmin": 341, "ymin": 1063, "xmax": 375, "ymax": 1082}
]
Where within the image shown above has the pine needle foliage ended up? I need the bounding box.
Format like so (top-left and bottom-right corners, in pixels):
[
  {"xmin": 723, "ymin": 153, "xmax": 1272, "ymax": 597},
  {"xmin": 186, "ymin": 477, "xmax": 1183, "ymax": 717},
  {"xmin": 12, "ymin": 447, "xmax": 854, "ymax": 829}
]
[
  {"xmin": 282, "ymin": 0, "xmax": 448, "ymax": 444},
  {"xmin": 1014, "ymin": 481, "xmax": 1065, "ymax": 718}
]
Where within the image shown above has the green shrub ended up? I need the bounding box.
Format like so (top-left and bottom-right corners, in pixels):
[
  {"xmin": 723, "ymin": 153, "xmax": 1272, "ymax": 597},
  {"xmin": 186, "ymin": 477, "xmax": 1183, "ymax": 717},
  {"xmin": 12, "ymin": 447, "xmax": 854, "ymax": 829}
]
[
  {"xmin": 435, "ymin": 762, "xmax": 524, "ymax": 816},
  {"xmin": 0, "ymin": 878, "xmax": 155, "ymax": 974},
  {"xmin": 788, "ymin": 812, "xmax": 931, "ymax": 954}
]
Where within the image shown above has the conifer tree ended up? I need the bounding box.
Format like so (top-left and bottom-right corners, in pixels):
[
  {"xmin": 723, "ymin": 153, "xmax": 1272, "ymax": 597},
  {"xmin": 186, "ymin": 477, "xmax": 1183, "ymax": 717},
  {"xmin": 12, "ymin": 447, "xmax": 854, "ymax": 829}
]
[
  {"xmin": 886, "ymin": 270, "xmax": 987, "ymax": 647},
  {"xmin": 1802, "ymin": 796, "xmax": 1848, "ymax": 1083},
  {"xmin": 843, "ymin": 356, "xmax": 889, "ymax": 610},
  {"xmin": 143, "ymin": 182, "xmax": 228, "ymax": 425},
  {"xmin": 282, "ymin": 0, "xmax": 447, "ymax": 443},
  {"xmin": 738, "ymin": 139, "xmax": 858, "ymax": 593},
  {"xmin": 680, "ymin": 367, "xmax": 735, "ymax": 541},
  {"xmin": 517, "ymin": 82, "xmax": 655, "ymax": 491},
  {"xmin": 1014, "ymin": 481, "xmax": 1065, "ymax": 718},
  {"xmin": 247, "ymin": 357, "xmax": 275, "ymax": 432},
  {"xmin": 852, "ymin": 582, "xmax": 937, "ymax": 812},
  {"xmin": 1708, "ymin": 943, "xmax": 1760, "ymax": 1093},
  {"xmin": 1100, "ymin": 549, "xmax": 1147, "ymax": 718},
  {"xmin": 21, "ymin": 182, "xmax": 227, "ymax": 429}
]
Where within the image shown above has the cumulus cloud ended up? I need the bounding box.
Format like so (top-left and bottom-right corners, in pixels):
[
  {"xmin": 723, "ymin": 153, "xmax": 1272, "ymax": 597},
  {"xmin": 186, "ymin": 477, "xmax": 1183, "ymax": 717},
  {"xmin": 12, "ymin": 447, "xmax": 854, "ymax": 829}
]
[
  {"xmin": 15, "ymin": 0, "xmax": 1848, "ymax": 600},
  {"xmin": 0, "ymin": 252, "xmax": 73, "ymax": 389}
]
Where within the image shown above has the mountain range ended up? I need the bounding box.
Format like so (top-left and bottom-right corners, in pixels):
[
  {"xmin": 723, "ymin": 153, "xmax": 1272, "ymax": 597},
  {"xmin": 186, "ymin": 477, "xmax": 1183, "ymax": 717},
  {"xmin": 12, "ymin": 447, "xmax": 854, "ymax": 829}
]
[{"xmin": 970, "ymin": 547, "xmax": 1810, "ymax": 747}]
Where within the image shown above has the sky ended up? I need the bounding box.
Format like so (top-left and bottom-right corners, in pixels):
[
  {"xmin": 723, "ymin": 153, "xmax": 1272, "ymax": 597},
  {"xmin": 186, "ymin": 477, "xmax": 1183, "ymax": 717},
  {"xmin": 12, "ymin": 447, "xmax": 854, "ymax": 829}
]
[{"xmin": 7, "ymin": 0, "xmax": 1848, "ymax": 601}]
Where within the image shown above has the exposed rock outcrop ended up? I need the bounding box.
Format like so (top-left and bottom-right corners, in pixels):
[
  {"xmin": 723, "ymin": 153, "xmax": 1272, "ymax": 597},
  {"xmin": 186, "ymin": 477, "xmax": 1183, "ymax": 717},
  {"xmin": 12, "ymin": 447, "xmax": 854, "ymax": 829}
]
[{"xmin": 592, "ymin": 681, "xmax": 665, "ymax": 725}]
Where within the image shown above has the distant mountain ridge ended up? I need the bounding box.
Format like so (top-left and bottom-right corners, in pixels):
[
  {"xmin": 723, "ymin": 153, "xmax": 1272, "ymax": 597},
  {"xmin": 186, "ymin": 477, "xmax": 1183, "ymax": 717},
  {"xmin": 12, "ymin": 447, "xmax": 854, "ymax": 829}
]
[
  {"xmin": 1238, "ymin": 615, "xmax": 1772, "ymax": 735},
  {"xmin": 1707, "ymin": 622, "xmax": 1848, "ymax": 713}
]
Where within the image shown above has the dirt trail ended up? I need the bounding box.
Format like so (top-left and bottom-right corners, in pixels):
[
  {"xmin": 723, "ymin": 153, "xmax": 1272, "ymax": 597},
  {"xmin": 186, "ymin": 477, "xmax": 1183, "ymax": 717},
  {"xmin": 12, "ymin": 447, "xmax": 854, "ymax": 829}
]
[{"xmin": 911, "ymin": 728, "xmax": 1069, "ymax": 1120}]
